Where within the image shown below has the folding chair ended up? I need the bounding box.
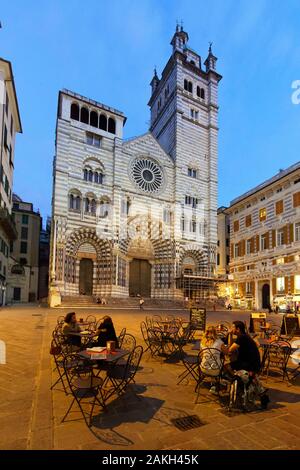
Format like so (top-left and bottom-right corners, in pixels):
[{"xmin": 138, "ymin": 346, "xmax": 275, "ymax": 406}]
[
  {"xmin": 61, "ymin": 353, "xmax": 107, "ymax": 427},
  {"xmin": 117, "ymin": 327, "xmax": 126, "ymax": 348},
  {"xmin": 177, "ymin": 347, "xmax": 199, "ymax": 385},
  {"xmin": 106, "ymin": 346, "xmax": 143, "ymax": 399},
  {"xmin": 195, "ymin": 348, "xmax": 224, "ymax": 403},
  {"xmin": 264, "ymin": 340, "xmax": 291, "ymax": 381}
]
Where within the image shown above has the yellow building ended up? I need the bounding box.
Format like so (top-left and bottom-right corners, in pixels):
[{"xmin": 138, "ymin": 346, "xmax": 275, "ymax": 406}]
[{"xmin": 226, "ymin": 162, "xmax": 300, "ymax": 311}]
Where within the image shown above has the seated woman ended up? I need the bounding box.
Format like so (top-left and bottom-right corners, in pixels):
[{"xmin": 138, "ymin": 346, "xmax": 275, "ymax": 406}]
[
  {"xmin": 95, "ymin": 316, "xmax": 119, "ymax": 348},
  {"xmin": 62, "ymin": 312, "xmax": 82, "ymax": 348},
  {"xmin": 200, "ymin": 326, "xmax": 226, "ymax": 393}
]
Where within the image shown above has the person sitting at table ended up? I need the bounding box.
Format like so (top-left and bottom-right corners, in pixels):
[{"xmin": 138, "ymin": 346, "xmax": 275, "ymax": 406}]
[
  {"xmin": 95, "ymin": 316, "xmax": 119, "ymax": 348},
  {"xmin": 200, "ymin": 326, "xmax": 227, "ymax": 393},
  {"xmin": 223, "ymin": 320, "xmax": 270, "ymax": 408},
  {"xmin": 62, "ymin": 312, "xmax": 81, "ymax": 348}
]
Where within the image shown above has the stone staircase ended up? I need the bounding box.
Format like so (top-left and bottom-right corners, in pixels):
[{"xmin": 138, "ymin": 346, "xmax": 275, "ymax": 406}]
[{"xmin": 59, "ymin": 295, "xmax": 185, "ymax": 309}]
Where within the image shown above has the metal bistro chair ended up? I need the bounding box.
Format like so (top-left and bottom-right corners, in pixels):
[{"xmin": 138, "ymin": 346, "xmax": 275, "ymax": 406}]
[
  {"xmin": 85, "ymin": 315, "xmax": 97, "ymax": 330},
  {"xmin": 195, "ymin": 347, "xmax": 224, "ymax": 403},
  {"xmin": 177, "ymin": 346, "xmax": 199, "ymax": 385},
  {"xmin": 117, "ymin": 327, "xmax": 127, "ymax": 348},
  {"xmin": 121, "ymin": 333, "xmax": 136, "ymax": 352},
  {"xmin": 105, "ymin": 345, "xmax": 143, "ymax": 400},
  {"xmin": 264, "ymin": 340, "xmax": 291, "ymax": 381},
  {"xmin": 61, "ymin": 353, "xmax": 107, "ymax": 427},
  {"xmin": 140, "ymin": 321, "xmax": 162, "ymax": 357}
]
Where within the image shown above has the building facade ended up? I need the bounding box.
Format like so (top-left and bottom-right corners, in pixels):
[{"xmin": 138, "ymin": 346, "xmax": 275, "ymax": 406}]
[
  {"xmin": 0, "ymin": 58, "xmax": 22, "ymax": 305},
  {"xmin": 227, "ymin": 162, "xmax": 300, "ymax": 311},
  {"xmin": 38, "ymin": 217, "xmax": 51, "ymax": 301},
  {"xmin": 7, "ymin": 194, "xmax": 41, "ymax": 303},
  {"xmin": 50, "ymin": 28, "xmax": 222, "ymax": 306}
]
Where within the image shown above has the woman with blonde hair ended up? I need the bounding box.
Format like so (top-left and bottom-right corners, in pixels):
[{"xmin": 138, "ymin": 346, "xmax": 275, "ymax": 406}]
[{"xmin": 199, "ymin": 326, "xmax": 226, "ymax": 393}]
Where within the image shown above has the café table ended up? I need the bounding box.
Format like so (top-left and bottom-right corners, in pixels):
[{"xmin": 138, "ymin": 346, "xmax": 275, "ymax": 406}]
[{"xmin": 79, "ymin": 347, "xmax": 129, "ymax": 364}]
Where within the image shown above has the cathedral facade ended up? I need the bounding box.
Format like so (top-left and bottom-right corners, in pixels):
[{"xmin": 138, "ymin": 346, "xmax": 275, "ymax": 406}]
[{"xmin": 49, "ymin": 28, "xmax": 222, "ymax": 304}]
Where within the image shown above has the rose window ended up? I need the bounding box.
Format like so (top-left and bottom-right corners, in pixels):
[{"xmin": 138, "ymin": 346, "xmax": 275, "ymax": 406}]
[{"xmin": 130, "ymin": 158, "xmax": 163, "ymax": 193}]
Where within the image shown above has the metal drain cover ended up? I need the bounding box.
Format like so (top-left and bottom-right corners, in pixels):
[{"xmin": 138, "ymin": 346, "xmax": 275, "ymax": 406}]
[{"xmin": 170, "ymin": 415, "xmax": 205, "ymax": 431}]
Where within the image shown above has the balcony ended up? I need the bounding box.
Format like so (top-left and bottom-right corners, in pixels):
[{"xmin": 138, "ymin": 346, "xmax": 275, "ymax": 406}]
[{"xmin": 0, "ymin": 207, "xmax": 18, "ymax": 240}]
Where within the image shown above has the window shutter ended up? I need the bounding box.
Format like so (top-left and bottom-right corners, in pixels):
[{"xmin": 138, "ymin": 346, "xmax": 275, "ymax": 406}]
[
  {"xmin": 272, "ymin": 230, "xmax": 276, "ymax": 248},
  {"xmin": 290, "ymin": 275, "xmax": 294, "ymax": 293},
  {"xmin": 240, "ymin": 283, "xmax": 245, "ymax": 296},
  {"xmin": 265, "ymin": 232, "xmax": 269, "ymax": 249},
  {"xmin": 250, "ymin": 237, "xmax": 254, "ymax": 253},
  {"xmin": 283, "ymin": 225, "xmax": 288, "ymax": 245},
  {"xmin": 256, "ymin": 235, "xmax": 260, "ymax": 252},
  {"xmin": 241, "ymin": 239, "xmax": 245, "ymax": 256},
  {"xmin": 272, "ymin": 278, "xmax": 276, "ymax": 294},
  {"xmin": 293, "ymin": 192, "xmax": 300, "ymax": 207},
  {"xmin": 285, "ymin": 277, "xmax": 289, "ymax": 294},
  {"xmin": 230, "ymin": 243, "xmax": 233, "ymax": 258},
  {"xmin": 275, "ymin": 200, "xmax": 283, "ymax": 215},
  {"xmin": 289, "ymin": 223, "xmax": 294, "ymax": 243},
  {"xmin": 234, "ymin": 220, "xmax": 239, "ymax": 232}
]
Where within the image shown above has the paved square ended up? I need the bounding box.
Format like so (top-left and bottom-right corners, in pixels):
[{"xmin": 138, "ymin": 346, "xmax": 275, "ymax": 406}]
[{"xmin": 0, "ymin": 305, "xmax": 299, "ymax": 450}]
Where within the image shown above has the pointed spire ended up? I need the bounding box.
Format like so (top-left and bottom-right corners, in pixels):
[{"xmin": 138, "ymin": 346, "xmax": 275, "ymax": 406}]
[
  {"xmin": 176, "ymin": 20, "xmax": 179, "ymax": 32},
  {"xmin": 204, "ymin": 41, "xmax": 217, "ymax": 72},
  {"xmin": 154, "ymin": 66, "xmax": 158, "ymax": 78}
]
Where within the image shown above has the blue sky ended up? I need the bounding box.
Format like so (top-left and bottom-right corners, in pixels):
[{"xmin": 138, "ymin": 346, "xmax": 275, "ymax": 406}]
[{"xmin": 1, "ymin": 0, "xmax": 300, "ymax": 223}]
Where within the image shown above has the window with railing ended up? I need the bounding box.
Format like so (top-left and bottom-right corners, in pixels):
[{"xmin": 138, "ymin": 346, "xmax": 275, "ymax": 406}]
[
  {"xmin": 276, "ymin": 277, "xmax": 285, "ymax": 293},
  {"xmin": 295, "ymin": 222, "xmax": 300, "ymax": 241}
]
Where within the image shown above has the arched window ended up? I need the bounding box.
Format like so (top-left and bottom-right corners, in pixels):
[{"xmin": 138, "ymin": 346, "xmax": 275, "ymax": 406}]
[
  {"xmin": 88, "ymin": 170, "xmax": 93, "ymax": 182},
  {"xmin": 69, "ymin": 194, "xmax": 81, "ymax": 211},
  {"xmin": 85, "ymin": 198, "xmax": 90, "ymax": 213},
  {"xmin": 184, "ymin": 79, "xmax": 188, "ymax": 91},
  {"xmin": 91, "ymin": 199, "xmax": 96, "ymax": 214},
  {"xmin": 75, "ymin": 196, "xmax": 81, "ymax": 211},
  {"xmin": 200, "ymin": 88, "xmax": 205, "ymax": 100},
  {"xmin": 196, "ymin": 86, "xmax": 201, "ymax": 97},
  {"xmin": 99, "ymin": 200, "xmax": 109, "ymax": 217},
  {"xmin": 98, "ymin": 173, "xmax": 103, "ymax": 184},
  {"xmin": 90, "ymin": 110, "xmax": 98, "ymax": 128},
  {"xmin": 80, "ymin": 107, "xmax": 89, "ymax": 124},
  {"xmin": 70, "ymin": 103, "xmax": 79, "ymax": 120},
  {"xmin": 83, "ymin": 169, "xmax": 88, "ymax": 181},
  {"xmin": 99, "ymin": 114, "xmax": 107, "ymax": 131},
  {"xmin": 188, "ymin": 81, "xmax": 193, "ymax": 93},
  {"xmin": 94, "ymin": 172, "xmax": 98, "ymax": 184},
  {"xmin": 108, "ymin": 117, "xmax": 116, "ymax": 134}
]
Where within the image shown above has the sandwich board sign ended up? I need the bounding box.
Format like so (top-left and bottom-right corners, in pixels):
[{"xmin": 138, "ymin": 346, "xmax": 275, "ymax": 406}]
[{"xmin": 190, "ymin": 308, "xmax": 206, "ymax": 332}]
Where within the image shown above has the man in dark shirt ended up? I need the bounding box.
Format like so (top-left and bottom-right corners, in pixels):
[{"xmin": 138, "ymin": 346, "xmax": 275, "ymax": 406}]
[
  {"xmin": 224, "ymin": 320, "xmax": 261, "ymax": 372},
  {"xmin": 223, "ymin": 320, "xmax": 269, "ymax": 409}
]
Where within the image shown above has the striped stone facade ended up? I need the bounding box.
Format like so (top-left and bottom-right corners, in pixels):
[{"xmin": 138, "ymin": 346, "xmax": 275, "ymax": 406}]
[
  {"xmin": 227, "ymin": 162, "xmax": 300, "ymax": 311},
  {"xmin": 49, "ymin": 28, "xmax": 221, "ymax": 305}
]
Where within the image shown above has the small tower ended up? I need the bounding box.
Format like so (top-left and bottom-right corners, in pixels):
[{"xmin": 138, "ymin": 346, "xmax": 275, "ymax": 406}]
[
  {"xmin": 170, "ymin": 24, "xmax": 189, "ymax": 54},
  {"xmin": 204, "ymin": 42, "xmax": 217, "ymax": 72},
  {"xmin": 150, "ymin": 68, "xmax": 160, "ymax": 94}
]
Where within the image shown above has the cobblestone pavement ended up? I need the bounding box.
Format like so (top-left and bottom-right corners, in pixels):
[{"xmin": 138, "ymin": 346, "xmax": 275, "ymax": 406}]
[{"xmin": 0, "ymin": 305, "xmax": 299, "ymax": 450}]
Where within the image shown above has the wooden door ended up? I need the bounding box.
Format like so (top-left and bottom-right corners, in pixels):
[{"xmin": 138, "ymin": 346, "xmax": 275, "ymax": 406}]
[
  {"xmin": 129, "ymin": 259, "xmax": 151, "ymax": 297},
  {"xmin": 79, "ymin": 258, "xmax": 93, "ymax": 295}
]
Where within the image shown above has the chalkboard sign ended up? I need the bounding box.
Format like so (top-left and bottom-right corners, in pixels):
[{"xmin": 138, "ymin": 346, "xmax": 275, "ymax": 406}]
[
  {"xmin": 190, "ymin": 308, "xmax": 206, "ymax": 331},
  {"xmin": 249, "ymin": 312, "xmax": 266, "ymax": 333},
  {"xmin": 280, "ymin": 314, "xmax": 300, "ymax": 336}
]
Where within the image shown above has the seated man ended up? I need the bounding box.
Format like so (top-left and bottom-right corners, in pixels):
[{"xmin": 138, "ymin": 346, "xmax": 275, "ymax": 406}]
[{"xmin": 223, "ymin": 320, "xmax": 270, "ymax": 408}]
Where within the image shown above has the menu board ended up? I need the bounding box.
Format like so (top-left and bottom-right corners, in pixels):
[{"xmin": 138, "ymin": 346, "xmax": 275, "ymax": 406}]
[
  {"xmin": 190, "ymin": 308, "xmax": 206, "ymax": 331},
  {"xmin": 249, "ymin": 312, "xmax": 266, "ymax": 333},
  {"xmin": 280, "ymin": 315, "xmax": 300, "ymax": 336}
]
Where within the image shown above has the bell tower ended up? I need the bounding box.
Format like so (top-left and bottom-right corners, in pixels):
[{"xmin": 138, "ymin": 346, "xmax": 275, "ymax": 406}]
[{"xmin": 148, "ymin": 27, "xmax": 222, "ymax": 274}]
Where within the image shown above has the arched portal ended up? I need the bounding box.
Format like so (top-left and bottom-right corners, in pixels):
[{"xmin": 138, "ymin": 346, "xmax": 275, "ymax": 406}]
[{"xmin": 262, "ymin": 283, "xmax": 270, "ymax": 309}]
